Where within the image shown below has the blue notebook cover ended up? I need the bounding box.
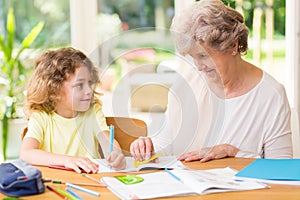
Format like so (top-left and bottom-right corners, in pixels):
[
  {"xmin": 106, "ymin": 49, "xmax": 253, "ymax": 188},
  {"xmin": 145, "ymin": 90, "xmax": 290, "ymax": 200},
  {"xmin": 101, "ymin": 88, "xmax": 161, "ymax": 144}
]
[{"xmin": 236, "ymin": 158, "xmax": 300, "ymax": 181}]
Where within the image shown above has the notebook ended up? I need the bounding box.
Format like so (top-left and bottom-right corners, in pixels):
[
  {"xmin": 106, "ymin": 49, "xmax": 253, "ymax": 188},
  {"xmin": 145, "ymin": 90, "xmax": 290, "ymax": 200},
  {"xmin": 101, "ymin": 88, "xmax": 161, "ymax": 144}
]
[
  {"xmin": 235, "ymin": 158, "xmax": 300, "ymax": 185},
  {"xmin": 93, "ymin": 156, "xmax": 184, "ymax": 172},
  {"xmin": 101, "ymin": 167, "xmax": 269, "ymax": 199}
]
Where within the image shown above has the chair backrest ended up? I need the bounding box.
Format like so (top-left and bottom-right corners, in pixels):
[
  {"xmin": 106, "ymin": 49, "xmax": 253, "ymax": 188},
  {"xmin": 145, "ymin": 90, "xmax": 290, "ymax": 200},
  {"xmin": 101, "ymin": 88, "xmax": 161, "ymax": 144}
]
[
  {"xmin": 21, "ymin": 117, "xmax": 147, "ymax": 157},
  {"xmin": 106, "ymin": 117, "xmax": 147, "ymax": 156},
  {"xmin": 21, "ymin": 127, "xmax": 28, "ymax": 141}
]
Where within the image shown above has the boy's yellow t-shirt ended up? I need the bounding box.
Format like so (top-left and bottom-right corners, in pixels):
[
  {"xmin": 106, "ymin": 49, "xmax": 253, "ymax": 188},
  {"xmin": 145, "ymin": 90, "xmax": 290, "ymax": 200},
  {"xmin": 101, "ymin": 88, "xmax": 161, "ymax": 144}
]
[{"xmin": 25, "ymin": 104, "xmax": 109, "ymax": 159}]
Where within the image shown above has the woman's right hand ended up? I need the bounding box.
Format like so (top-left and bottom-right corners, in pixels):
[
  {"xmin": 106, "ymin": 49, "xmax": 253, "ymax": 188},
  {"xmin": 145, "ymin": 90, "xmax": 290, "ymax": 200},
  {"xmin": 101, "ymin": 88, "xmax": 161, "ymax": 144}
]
[{"xmin": 130, "ymin": 137, "xmax": 154, "ymax": 161}]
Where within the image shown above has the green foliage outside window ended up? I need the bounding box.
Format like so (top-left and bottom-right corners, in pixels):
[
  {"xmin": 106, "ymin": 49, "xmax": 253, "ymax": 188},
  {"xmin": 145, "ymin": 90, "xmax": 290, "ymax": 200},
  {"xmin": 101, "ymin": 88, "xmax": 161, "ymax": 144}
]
[{"xmin": 0, "ymin": 8, "xmax": 44, "ymax": 161}]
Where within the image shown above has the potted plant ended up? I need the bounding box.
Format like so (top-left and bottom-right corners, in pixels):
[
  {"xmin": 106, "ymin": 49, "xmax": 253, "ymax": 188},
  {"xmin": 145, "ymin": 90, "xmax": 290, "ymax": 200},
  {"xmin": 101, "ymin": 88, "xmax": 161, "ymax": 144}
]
[{"xmin": 0, "ymin": 8, "xmax": 44, "ymax": 161}]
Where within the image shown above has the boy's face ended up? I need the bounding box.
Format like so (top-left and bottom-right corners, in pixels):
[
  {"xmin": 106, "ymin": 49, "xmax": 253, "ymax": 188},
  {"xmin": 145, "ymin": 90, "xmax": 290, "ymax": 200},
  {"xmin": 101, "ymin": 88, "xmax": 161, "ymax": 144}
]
[{"xmin": 56, "ymin": 65, "xmax": 93, "ymax": 118}]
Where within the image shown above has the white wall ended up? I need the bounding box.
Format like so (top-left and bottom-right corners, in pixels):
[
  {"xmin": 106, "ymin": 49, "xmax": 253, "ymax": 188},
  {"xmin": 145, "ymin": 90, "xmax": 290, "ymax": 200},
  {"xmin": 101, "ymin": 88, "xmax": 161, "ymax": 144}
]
[
  {"xmin": 70, "ymin": 0, "xmax": 99, "ymax": 65},
  {"xmin": 286, "ymin": 0, "xmax": 300, "ymax": 115}
]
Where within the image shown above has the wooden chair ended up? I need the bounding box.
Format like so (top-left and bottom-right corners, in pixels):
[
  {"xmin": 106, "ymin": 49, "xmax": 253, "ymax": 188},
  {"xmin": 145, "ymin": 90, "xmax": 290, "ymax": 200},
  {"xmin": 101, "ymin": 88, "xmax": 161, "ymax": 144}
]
[
  {"xmin": 21, "ymin": 117, "xmax": 147, "ymax": 156},
  {"xmin": 105, "ymin": 117, "xmax": 147, "ymax": 156}
]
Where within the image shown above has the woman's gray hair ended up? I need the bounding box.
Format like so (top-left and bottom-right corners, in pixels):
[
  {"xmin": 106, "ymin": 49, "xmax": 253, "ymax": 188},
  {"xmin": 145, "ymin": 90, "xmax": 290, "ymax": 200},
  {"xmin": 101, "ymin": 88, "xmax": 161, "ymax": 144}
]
[{"xmin": 171, "ymin": 0, "xmax": 248, "ymax": 55}]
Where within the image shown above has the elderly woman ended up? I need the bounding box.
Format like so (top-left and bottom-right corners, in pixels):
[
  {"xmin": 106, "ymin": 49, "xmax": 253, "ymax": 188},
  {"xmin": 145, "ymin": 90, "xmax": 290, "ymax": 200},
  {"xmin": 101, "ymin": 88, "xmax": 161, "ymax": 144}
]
[{"xmin": 130, "ymin": 0, "xmax": 292, "ymax": 162}]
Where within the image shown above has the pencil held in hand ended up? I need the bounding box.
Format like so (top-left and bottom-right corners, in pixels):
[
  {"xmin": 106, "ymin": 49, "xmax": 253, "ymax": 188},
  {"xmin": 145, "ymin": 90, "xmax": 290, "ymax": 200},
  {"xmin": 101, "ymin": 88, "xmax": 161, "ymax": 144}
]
[
  {"xmin": 109, "ymin": 125, "xmax": 114, "ymax": 153},
  {"xmin": 109, "ymin": 125, "xmax": 114, "ymax": 170}
]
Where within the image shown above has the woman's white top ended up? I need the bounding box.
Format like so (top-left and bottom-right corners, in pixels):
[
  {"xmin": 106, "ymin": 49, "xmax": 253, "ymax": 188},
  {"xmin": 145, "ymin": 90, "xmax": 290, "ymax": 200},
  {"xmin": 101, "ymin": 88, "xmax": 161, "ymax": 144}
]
[{"xmin": 152, "ymin": 69, "xmax": 292, "ymax": 158}]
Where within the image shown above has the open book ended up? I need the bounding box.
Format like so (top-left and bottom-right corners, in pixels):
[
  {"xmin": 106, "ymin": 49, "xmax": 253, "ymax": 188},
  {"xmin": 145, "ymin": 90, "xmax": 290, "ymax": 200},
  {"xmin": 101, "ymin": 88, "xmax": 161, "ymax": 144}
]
[
  {"xmin": 101, "ymin": 167, "xmax": 269, "ymax": 199},
  {"xmin": 93, "ymin": 156, "xmax": 184, "ymax": 172}
]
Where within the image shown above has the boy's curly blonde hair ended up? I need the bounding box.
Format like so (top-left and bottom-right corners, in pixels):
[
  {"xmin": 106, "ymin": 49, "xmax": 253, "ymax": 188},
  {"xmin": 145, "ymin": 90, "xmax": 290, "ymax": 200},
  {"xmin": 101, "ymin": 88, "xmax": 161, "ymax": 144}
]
[{"xmin": 25, "ymin": 47, "xmax": 102, "ymax": 118}]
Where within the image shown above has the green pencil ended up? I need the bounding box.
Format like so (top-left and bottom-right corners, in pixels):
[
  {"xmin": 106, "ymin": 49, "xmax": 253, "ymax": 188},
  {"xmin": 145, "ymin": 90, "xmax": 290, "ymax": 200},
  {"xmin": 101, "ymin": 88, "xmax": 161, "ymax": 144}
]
[{"xmin": 55, "ymin": 187, "xmax": 78, "ymax": 200}]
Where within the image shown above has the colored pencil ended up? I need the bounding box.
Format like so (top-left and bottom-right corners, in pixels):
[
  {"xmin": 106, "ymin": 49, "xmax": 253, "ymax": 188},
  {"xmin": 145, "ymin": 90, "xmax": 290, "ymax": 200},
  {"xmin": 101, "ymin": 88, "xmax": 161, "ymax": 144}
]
[
  {"xmin": 51, "ymin": 179, "xmax": 106, "ymax": 187},
  {"xmin": 164, "ymin": 168, "xmax": 182, "ymax": 182},
  {"xmin": 46, "ymin": 185, "xmax": 67, "ymax": 199},
  {"xmin": 66, "ymin": 187, "xmax": 84, "ymax": 200},
  {"xmin": 109, "ymin": 125, "xmax": 114, "ymax": 153},
  {"xmin": 109, "ymin": 125, "xmax": 114, "ymax": 170},
  {"xmin": 55, "ymin": 187, "xmax": 78, "ymax": 200},
  {"xmin": 66, "ymin": 182, "xmax": 100, "ymax": 197},
  {"xmin": 82, "ymin": 173, "xmax": 101, "ymax": 184}
]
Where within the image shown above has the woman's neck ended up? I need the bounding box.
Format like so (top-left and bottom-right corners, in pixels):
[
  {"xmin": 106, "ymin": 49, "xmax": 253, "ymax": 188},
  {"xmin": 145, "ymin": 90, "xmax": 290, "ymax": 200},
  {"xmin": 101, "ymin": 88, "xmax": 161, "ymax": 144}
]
[{"xmin": 215, "ymin": 58, "xmax": 262, "ymax": 99}]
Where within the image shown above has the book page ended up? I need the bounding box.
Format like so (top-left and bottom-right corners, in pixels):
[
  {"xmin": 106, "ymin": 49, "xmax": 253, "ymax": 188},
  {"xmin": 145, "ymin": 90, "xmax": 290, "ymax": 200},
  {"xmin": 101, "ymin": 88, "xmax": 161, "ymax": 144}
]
[
  {"xmin": 101, "ymin": 167, "xmax": 269, "ymax": 199},
  {"xmin": 171, "ymin": 168, "xmax": 268, "ymax": 194},
  {"xmin": 93, "ymin": 156, "xmax": 185, "ymax": 172},
  {"xmin": 101, "ymin": 171, "xmax": 196, "ymax": 199}
]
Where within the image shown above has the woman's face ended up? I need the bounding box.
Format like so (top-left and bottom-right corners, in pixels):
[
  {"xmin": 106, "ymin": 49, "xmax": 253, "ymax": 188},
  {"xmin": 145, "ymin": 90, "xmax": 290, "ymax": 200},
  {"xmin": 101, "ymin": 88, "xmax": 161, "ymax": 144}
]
[{"xmin": 188, "ymin": 43, "xmax": 220, "ymax": 81}]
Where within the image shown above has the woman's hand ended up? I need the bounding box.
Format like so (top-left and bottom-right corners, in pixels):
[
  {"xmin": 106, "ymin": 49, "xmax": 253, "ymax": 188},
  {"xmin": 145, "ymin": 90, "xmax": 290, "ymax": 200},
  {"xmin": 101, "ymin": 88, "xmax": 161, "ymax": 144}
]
[
  {"xmin": 106, "ymin": 150, "xmax": 126, "ymax": 170},
  {"xmin": 178, "ymin": 144, "xmax": 239, "ymax": 162},
  {"xmin": 65, "ymin": 156, "xmax": 99, "ymax": 173},
  {"xmin": 130, "ymin": 137, "xmax": 155, "ymax": 161}
]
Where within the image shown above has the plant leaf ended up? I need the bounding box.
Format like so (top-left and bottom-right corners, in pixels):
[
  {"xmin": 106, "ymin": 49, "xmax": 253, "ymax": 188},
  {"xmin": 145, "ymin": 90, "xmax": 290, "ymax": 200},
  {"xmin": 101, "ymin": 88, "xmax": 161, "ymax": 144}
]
[
  {"xmin": 0, "ymin": 33, "xmax": 9, "ymax": 73},
  {"xmin": 2, "ymin": 113, "xmax": 8, "ymax": 160},
  {"xmin": 17, "ymin": 59, "xmax": 25, "ymax": 76},
  {"xmin": 0, "ymin": 31, "xmax": 8, "ymax": 57},
  {"xmin": 15, "ymin": 60, "xmax": 26, "ymax": 87},
  {"xmin": 6, "ymin": 8, "xmax": 15, "ymax": 61},
  {"xmin": 22, "ymin": 21, "xmax": 44, "ymax": 48}
]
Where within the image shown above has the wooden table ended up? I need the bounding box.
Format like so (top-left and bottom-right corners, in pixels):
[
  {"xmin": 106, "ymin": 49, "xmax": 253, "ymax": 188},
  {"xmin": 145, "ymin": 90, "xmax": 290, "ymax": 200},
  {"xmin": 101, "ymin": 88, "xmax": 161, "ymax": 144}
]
[{"xmin": 1, "ymin": 158, "xmax": 299, "ymax": 199}]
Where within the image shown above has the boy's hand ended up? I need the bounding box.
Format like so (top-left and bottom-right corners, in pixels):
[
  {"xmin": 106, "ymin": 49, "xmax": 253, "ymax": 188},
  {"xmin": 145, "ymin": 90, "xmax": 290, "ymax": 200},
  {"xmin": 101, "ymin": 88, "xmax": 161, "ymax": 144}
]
[
  {"xmin": 65, "ymin": 157, "xmax": 99, "ymax": 173},
  {"xmin": 107, "ymin": 150, "xmax": 126, "ymax": 170}
]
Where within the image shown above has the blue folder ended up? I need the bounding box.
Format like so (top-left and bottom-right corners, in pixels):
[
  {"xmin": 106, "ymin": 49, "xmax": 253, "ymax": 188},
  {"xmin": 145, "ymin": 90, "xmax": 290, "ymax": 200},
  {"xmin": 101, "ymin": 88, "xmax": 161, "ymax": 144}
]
[{"xmin": 236, "ymin": 158, "xmax": 300, "ymax": 181}]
